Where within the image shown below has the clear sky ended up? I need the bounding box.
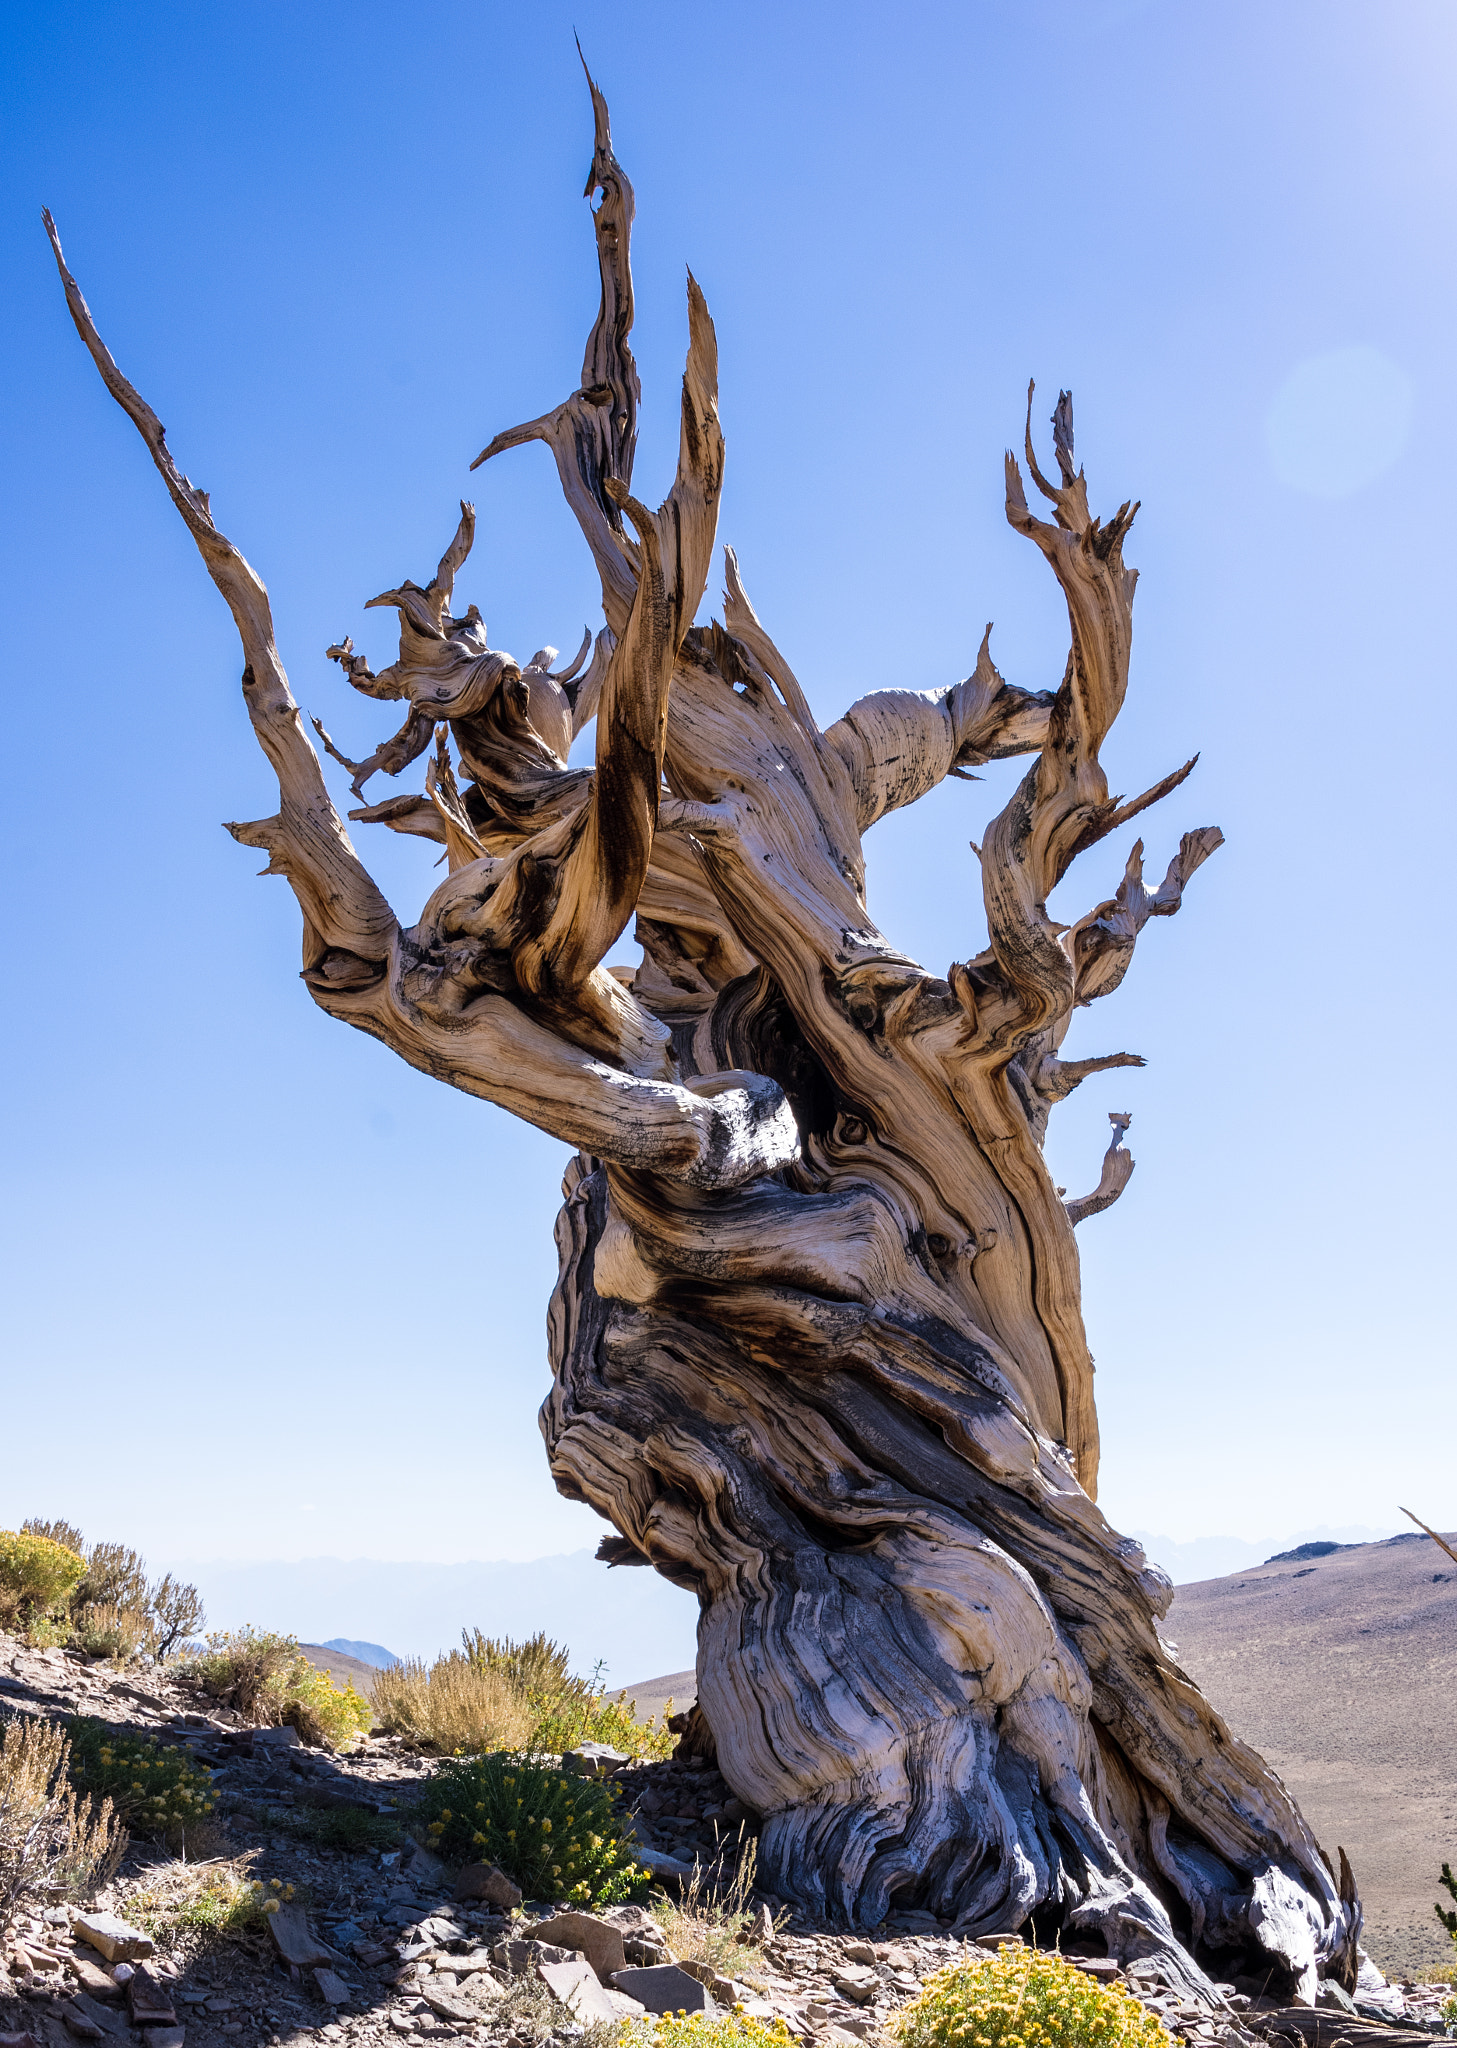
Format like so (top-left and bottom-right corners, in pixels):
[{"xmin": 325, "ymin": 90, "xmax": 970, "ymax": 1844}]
[{"xmin": 3, "ymin": 1, "xmax": 1453, "ymax": 1580}]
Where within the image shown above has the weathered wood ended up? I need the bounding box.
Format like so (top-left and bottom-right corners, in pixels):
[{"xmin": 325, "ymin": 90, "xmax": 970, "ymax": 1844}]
[{"xmin": 47, "ymin": 66, "xmax": 1357, "ymax": 2005}]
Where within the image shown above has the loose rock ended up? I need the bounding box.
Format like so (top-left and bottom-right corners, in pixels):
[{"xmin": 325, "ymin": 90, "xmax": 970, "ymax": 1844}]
[
  {"xmin": 67, "ymin": 1916, "xmax": 153, "ymax": 1966},
  {"xmin": 612, "ymin": 1963, "xmax": 713, "ymax": 2014}
]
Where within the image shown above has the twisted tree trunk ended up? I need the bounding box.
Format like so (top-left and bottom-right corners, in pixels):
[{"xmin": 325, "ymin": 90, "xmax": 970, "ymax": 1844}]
[{"xmin": 46, "ymin": 68, "xmax": 1360, "ymax": 2003}]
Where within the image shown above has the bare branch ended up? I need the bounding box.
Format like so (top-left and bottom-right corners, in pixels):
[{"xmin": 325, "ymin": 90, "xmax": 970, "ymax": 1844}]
[
  {"xmin": 1034, "ymin": 1049, "xmax": 1146, "ymax": 1107},
  {"xmin": 1069, "ymin": 828, "xmax": 1225, "ymax": 1008},
  {"xmin": 471, "ymin": 57, "xmax": 642, "ymax": 638},
  {"xmin": 1065, "ymin": 1112, "xmax": 1135, "ymax": 1225},
  {"xmin": 829, "ymin": 625, "xmax": 1058, "ymax": 833},
  {"xmin": 43, "ymin": 207, "xmax": 396, "ymax": 968}
]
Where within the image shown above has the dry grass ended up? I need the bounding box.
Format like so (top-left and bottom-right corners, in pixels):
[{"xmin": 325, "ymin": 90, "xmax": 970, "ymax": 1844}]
[
  {"xmin": 121, "ymin": 1851, "xmax": 267, "ymax": 1947},
  {"xmin": 652, "ymin": 1833, "xmax": 777, "ymax": 1976},
  {"xmin": 0, "ymin": 1715, "xmax": 125, "ymax": 1940},
  {"xmin": 371, "ymin": 1651, "xmax": 534, "ymax": 1752}
]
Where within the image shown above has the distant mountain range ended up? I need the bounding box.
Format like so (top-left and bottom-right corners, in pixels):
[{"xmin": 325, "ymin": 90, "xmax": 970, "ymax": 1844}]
[
  {"xmin": 157, "ymin": 1549, "xmax": 699, "ymax": 1682},
  {"xmin": 1128, "ymin": 1523, "xmax": 1399, "ymax": 1583}
]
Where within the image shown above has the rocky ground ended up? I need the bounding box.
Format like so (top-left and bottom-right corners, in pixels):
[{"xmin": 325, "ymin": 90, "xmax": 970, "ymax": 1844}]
[{"xmin": 3, "ymin": 1635, "xmax": 1451, "ymax": 2048}]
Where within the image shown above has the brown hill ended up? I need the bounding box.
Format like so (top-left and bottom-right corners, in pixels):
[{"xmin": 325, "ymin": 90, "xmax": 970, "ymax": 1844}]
[
  {"xmin": 1168, "ymin": 1531, "xmax": 1456, "ymax": 1979},
  {"xmin": 618, "ymin": 1532, "xmax": 1457, "ymax": 1976},
  {"xmin": 297, "ymin": 1640, "xmax": 384, "ymax": 1695}
]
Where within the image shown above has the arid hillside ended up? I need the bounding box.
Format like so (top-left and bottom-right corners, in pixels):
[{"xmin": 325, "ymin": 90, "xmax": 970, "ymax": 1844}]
[{"xmin": 1168, "ymin": 1531, "xmax": 1456, "ymax": 1979}]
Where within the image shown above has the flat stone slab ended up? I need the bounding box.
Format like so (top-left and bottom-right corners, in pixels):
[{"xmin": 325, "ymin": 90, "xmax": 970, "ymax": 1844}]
[
  {"xmin": 69, "ymin": 1915, "xmax": 153, "ymax": 1965},
  {"xmin": 266, "ymin": 1905, "xmax": 336, "ymax": 1971},
  {"xmin": 528, "ymin": 1912, "xmax": 627, "ymax": 1984},
  {"xmin": 67, "ymin": 1957, "xmax": 123, "ymax": 2001},
  {"xmin": 313, "ymin": 1970, "xmax": 351, "ymax": 2006},
  {"xmin": 417, "ymin": 1987, "xmax": 478, "ymax": 2026},
  {"xmin": 612, "ymin": 1964, "xmax": 712, "ymax": 2014},
  {"xmin": 538, "ymin": 1957, "xmax": 619, "ymax": 2026}
]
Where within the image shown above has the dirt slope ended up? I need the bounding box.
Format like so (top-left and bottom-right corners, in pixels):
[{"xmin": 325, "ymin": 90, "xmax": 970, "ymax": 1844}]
[
  {"xmin": 297, "ymin": 1642, "xmax": 384, "ymax": 1695},
  {"xmin": 1168, "ymin": 1532, "xmax": 1456, "ymax": 1979}
]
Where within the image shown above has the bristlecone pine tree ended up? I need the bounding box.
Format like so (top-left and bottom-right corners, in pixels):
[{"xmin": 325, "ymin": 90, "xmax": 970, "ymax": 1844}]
[{"xmin": 46, "ymin": 71, "xmax": 1360, "ymax": 1999}]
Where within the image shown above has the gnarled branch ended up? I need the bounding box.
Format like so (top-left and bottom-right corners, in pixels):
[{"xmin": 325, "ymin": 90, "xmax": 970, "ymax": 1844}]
[{"xmin": 1064, "ymin": 1111, "xmax": 1135, "ymax": 1225}]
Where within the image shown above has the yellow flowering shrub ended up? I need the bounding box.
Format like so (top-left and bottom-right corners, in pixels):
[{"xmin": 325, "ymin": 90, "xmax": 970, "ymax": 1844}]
[
  {"xmin": 65, "ymin": 1718, "xmax": 216, "ymax": 1843},
  {"xmin": 0, "ymin": 1530, "xmax": 86, "ymax": 1631},
  {"xmin": 895, "ymin": 1948, "xmax": 1175, "ymax": 2048},
  {"xmin": 623, "ymin": 2016, "xmax": 793, "ymax": 2048},
  {"xmin": 179, "ymin": 1629, "xmax": 371, "ymax": 1749}
]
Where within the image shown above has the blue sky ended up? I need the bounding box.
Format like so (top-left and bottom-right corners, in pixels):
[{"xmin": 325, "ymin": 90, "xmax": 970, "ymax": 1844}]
[{"xmin": 3, "ymin": 1, "xmax": 1453, "ymax": 1601}]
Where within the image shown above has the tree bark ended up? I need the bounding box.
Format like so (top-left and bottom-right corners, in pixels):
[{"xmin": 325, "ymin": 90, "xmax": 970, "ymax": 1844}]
[{"xmin": 46, "ymin": 67, "xmax": 1360, "ymax": 2005}]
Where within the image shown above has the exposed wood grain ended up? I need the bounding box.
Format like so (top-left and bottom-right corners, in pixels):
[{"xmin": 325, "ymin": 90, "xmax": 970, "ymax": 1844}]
[{"xmin": 46, "ymin": 74, "xmax": 1355, "ymax": 2002}]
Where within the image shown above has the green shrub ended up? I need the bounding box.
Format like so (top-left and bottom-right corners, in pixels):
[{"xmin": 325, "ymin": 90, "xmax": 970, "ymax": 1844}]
[
  {"xmin": 179, "ymin": 1628, "xmax": 371, "ymax": 1749},
  {"xmin": 66, "ymin": 1718, "xmax": 217, "ymax": 1842},
  {"xmin": 896, "ymin": 1950, "xmax": 1174, "ymax": 2048},
  {"xmin": 0, "ymin": 1530, "xmax": 86, "ymax": 1631},
  {"xmin": 282, "ymin": 1659, "xmax": 374, "ymax": 1748},
  {"xmin": 13, "ymin": 1522, "xmax": 204, "ymax": 1665},
  {"xmin": 414, "ymin": 1751, "xmax": 648, "ymax": 1904},
  {"xmin": 125, "ymin": 1861, "xmax": 276, "ymax": 1945}
]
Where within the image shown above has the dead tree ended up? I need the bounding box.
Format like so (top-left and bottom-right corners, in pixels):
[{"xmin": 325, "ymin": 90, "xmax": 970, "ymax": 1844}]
[{"xmin": 45, "ymin": 72, "xmax": 1361, "ymax": 1999}]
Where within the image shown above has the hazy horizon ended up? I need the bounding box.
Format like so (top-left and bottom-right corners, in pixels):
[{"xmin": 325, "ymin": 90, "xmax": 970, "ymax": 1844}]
[{"xmin": 139, "ymin": 1522, "xmax": 1414, "ymax": 1680}]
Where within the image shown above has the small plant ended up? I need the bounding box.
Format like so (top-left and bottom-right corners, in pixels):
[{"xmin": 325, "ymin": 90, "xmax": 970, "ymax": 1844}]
[
  {"xmin": 372, "ymin": 1652, "xmax": 534, "ymax": 1754},
  {"xmin": 124, "ymin": 1855, "xmax": 272, "ymax": 1946},
  {"xmin": 1437, "ymin": 1861, "xmax": 1457, "ymax": 1942},
  {"xmin": 178, "ymin": 1628, "xmax": 371, "ymax": 1749},
  {"xmin": 0, "ymin": 1529, "xmax": 86, "ymax": 1634},
  {"xmin": 0, "ymin": 1714, "xmax": 126, "ymax": 1939},
  {"xmin": 895, "ymin": 1948, "xmax": 1175, "ymax": 2048},
  {"xmin": 66, "ymin": 1717, "xmax": 217, "ymax": 1843},
  {"xmin": 652, "ymin": 1836, "xmax": 773, "ymax": 1975},
  {"xmin": 71, "ymin": 1601, "xmax": 154, "ymax": 1664},
  {"xmin": 625, "ymin": 2014, "xmax": 793, "ymax": 2048},
  {"xmin": 414, "ymin": 1750, "xmax": 647, "ymax": 1904}
]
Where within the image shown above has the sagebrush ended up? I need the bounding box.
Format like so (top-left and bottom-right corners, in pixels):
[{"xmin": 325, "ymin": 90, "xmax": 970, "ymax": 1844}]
[
  {"xmin": 375, "ymin": 1629, "xmax": 673, "ymax": 1760},
  {"xmin": 9, "ymin": 1518, "xmax": 204, "ymax": 1663},
  {"xmin": 0, "ymin": 1713, "xmax": 126, "ymax": 1940}
]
